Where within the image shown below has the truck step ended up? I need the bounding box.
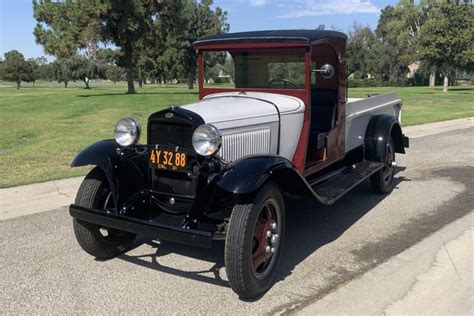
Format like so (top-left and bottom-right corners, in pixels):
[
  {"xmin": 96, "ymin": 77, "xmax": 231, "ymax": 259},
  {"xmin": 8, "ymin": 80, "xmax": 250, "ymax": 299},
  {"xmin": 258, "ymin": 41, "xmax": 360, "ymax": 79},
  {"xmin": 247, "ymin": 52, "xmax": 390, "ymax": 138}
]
[{"xmin": 311, "ymin": 161, "xmax": 384, "ymax": 205}]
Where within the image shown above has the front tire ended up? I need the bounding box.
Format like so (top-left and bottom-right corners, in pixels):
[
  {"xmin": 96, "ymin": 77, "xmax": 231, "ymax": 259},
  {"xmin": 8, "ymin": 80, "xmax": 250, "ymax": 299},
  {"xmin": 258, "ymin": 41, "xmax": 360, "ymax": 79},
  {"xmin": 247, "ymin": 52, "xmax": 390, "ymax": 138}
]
[
  {"xmin": 370, "ymin": 138, "xmax": 396, "ymax": 194},
  {"xmin": 225, "ymin": 182, "xmax": 286, "ymax": 299},
  {"xmin": 73, "ymin": 167, "xmax": 136, "ymax": 260}
]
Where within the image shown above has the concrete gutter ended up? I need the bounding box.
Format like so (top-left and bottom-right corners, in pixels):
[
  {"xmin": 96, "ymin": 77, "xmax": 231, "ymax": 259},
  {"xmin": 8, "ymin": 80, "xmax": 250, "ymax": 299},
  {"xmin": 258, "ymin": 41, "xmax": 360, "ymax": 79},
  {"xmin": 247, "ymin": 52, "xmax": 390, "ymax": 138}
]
[{"xmin": 0, "ymin": 117, "xmax": 473, "ymax": 221}]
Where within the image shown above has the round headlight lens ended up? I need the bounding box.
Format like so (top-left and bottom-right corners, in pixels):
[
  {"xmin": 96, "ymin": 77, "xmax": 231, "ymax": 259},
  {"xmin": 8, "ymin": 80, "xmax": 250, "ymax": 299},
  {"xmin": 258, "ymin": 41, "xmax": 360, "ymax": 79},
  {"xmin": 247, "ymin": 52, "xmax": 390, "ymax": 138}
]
[
  {"xmin": 114, "ymin": 118, "xmax": 140, "ymax": 146},
  {"xmin": 192, "ymin": 124, "xmax": 222, "ymax": 156}
]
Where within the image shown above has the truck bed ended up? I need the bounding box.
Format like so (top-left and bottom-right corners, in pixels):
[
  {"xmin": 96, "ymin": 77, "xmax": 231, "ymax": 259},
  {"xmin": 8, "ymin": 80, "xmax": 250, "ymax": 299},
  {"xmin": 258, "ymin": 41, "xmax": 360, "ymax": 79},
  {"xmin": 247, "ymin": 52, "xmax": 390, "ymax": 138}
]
[{"xmin": 345, "ymin": 92, "xmax": 402, "ymax": 153}]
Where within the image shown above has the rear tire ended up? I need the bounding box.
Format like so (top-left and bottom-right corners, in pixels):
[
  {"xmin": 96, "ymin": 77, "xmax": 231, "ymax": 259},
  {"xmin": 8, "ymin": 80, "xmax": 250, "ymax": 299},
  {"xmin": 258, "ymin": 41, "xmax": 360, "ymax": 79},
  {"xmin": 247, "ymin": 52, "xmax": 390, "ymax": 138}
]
[
  {"xmin": 73, "ymin": 167, "xmax": 136, "ymax": 260},
  {"xmin": 371, "ymin": 138, "xmax": 396, "ymax": 194},
  {"xmin": 225, "ymin": 182, "xmax": 286, "ymax": 299}
]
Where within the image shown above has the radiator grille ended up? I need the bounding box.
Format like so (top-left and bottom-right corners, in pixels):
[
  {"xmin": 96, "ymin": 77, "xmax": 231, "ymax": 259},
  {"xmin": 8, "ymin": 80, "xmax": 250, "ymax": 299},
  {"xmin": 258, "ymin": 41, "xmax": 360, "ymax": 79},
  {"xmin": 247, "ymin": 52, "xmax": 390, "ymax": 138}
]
[
  {"xmin": 219, "ymin": 128, "xmax": 271, "ymax": 162},
  {"xmin": 149, "ymin": 121, "xmax": 193, "ymax": 149}
]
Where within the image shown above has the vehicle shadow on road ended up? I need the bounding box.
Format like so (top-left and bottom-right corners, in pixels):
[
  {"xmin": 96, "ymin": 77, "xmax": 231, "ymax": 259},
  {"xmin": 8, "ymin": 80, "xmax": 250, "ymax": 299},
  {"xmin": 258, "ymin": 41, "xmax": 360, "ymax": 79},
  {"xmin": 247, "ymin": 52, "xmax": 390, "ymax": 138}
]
[
  {"xmin": 276, "ymin": 176, "xmax": 407, "ymax": 281},
  {"xmin": 118, "ymin": 169, "xmax": 408, "ymax": 295},
  {"xmin": 119, "ymin": 237, "xmax": 229, "ymax": 287}
]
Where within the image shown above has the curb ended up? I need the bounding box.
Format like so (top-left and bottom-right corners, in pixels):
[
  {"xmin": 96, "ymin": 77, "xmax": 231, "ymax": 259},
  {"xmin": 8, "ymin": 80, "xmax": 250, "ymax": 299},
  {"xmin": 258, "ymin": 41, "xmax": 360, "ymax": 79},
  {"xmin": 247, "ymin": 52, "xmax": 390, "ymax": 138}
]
[{"xmin": 0, "ymin": 177, "xmax": 84, "ymax": 221}]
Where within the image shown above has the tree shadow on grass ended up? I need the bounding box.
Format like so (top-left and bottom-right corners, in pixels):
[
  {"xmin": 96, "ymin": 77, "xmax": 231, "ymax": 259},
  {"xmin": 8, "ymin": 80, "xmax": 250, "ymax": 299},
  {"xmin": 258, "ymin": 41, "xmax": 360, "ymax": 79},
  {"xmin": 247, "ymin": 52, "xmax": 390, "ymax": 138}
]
[
  {"xmin": 446, "ymin": 87, "xmax": 474, "ymax": 91},
  {"xmin": 77, "ymin": 91, "xmax": 198, "ymax": 98},
  {"xmin": 117, "ymin": 169, "xmax": 409, "ymax": 296}
]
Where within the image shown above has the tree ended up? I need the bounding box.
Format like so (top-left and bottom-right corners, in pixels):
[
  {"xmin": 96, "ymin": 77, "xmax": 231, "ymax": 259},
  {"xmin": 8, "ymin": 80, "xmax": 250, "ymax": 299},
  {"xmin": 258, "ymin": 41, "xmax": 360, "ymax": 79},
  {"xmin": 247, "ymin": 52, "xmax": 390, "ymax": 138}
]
[
  {"xmin": 33, "ymin": 0, "xmax": 162, "ymax": 94},
  {"xmin": 157, "ymin": 0, "xmax": 229, "ymax": 89},
  {"xmin": 95, "ymin": 48, "xmax": 125, "ymax": 83},
  {"xmin": 33, "ymin": 0, "xmax": 103, "ymax": 58},
  {"xmin": 105, "ymin": 65, "xmax": 124, "ymax": 83},
  {"xmin": 69, "ymin": 55, "xmax": 107, "ymax": 89},
  {"xmin": 0, "ymin": 50, "xmax": 32, "ymax": 89},
  {"xmin": 32, "ymin": 56, "xmax": 53, "ymax": 81},
  {"xmin": 26, "ymin": 58, "xmax": 42, "ymax": 85},
  {"xmin": 375, "ymin": 5, "xmax": 413, "ymax": 84},
  {"xmin": 347, "ymin": 24, "xmax": 383, "ymax": 79},
  {"xmin": 51, "ymin": 58, "xmax": 73, "ymax": 88},
  {"xmin": 417, "ymin": 1, "xmax": 474, "ymax": 92},
  {"xmin": 98, "ymin": 1, "xmax": 162, "ymax": 93},
  {"xmin": 375, "ymin": 0, "xmax": 429, "ymax": 84}
]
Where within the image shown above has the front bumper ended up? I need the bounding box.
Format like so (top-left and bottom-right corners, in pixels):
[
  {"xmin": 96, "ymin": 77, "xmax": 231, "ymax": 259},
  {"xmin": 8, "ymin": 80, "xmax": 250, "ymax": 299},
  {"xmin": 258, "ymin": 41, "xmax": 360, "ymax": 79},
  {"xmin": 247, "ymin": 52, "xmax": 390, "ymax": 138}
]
[{"xmin": 70, "ymin": 204, "xmax": 213, "ymax": 248}]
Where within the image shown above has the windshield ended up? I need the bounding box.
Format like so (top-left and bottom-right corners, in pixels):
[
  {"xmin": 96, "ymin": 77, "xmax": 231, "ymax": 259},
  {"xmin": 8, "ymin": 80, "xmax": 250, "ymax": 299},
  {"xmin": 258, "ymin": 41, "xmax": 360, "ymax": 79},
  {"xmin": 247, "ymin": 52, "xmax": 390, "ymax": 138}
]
[{"xmin": 202, "ymin": 48, "xmax": 306, "ymax": 90}]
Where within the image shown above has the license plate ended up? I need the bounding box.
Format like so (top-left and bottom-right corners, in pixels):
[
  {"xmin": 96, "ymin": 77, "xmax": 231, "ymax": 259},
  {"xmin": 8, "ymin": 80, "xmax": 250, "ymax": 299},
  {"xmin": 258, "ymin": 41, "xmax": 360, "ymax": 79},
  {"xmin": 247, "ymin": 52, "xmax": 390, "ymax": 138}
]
[{"xmin": 149, "ymin": 149, "xmax": 187, "ymax": 171}]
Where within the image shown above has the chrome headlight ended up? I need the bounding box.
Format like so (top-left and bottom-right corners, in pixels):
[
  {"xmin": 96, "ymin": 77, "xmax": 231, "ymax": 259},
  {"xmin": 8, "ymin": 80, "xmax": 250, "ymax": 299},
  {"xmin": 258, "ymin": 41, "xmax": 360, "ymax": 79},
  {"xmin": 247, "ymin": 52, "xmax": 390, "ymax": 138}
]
[
  {"xmin": 192, "ymin": 124, "xmax": 222, "ymax": 156},
  {"xmin": 114, "ymin": 118, "xmax": 140, "ymax": 146}
]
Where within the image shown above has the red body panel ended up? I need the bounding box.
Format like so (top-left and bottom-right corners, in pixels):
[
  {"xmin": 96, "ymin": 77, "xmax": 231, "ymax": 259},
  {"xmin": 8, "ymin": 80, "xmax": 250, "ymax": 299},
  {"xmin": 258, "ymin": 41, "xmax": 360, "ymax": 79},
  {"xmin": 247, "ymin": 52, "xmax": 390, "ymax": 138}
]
[{"xmin": 196, "ymin": 37, "xmax": 347, "ymax": 175}]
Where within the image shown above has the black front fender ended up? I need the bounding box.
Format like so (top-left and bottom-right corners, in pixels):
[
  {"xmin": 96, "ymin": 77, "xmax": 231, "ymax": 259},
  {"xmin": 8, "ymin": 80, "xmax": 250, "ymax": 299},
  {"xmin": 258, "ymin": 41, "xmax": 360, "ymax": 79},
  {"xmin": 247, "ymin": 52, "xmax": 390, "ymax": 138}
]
[
  {"xmin": 71, "ymin": 140, "xmax": 120, "ymax": 167},
  {"xmin": 215, "ymin": 155, "xmax": 296, "ymax": 195},
  {"xmin": 189, "ymin": 155, "xmax": 318, "ymax": 218},
  {"xmin": 71, "ymin": 140, "xmax": 148, "ymax": 209}
]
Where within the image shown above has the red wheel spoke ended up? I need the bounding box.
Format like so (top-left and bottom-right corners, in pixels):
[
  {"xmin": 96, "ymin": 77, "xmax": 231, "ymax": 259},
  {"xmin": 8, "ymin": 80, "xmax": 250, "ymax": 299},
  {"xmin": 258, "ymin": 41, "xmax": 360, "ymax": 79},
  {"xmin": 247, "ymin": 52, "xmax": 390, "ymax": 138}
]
[
  {"xmin": 253, "ymin": 218, "xmax": 266, "ymax": 239},
  {"xmin": 251, "ymin": 199, "xmax": 279, "ymax": 275},
  {"xmin": 265, "ymin": 202, "xmax": 274, "ymax": 220},
  {"xmin": 252, "ymin": 249, "xmax": 267, "ymax": 270}
]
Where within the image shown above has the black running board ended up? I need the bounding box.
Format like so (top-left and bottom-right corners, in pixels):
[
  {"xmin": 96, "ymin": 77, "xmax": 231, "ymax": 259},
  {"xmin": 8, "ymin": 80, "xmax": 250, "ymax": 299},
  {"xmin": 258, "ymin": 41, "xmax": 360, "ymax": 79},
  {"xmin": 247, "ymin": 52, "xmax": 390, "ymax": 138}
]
[{"xmin": 309, "ymin": 161, "xmax": 384, "ymax": 205}]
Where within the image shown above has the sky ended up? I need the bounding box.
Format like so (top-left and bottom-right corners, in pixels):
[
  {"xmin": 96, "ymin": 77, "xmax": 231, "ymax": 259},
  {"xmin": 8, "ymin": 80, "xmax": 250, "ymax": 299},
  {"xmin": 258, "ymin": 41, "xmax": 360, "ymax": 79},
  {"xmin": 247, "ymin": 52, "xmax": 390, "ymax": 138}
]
[{"xmin": 0, "ymin": 0, "xmax": 399, "ymax": 60}]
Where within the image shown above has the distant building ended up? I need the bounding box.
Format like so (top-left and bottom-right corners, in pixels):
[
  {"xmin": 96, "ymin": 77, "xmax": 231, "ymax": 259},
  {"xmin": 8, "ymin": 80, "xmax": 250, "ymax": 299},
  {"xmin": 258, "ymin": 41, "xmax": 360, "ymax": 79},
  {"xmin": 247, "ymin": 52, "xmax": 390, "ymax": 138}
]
[{"xmin": 407, "ymin": 62, "xmax": 420, "ymax": 78}]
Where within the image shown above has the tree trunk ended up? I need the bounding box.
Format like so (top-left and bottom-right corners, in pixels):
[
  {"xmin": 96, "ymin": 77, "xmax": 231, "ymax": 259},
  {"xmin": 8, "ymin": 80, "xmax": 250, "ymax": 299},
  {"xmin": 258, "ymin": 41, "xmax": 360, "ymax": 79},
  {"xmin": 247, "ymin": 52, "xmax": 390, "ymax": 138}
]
[
  {"xmin": 64, "ymin": 81, "xmax": 68, "ymax": 88},
  {"xmin": 125, "ymin": 43, "xmax": 135, "ymax": 94},
  {"xmin": 140, "ymin": 67, "xmax": 145, "ymax": 87},
  {"xmin": 16, "ymin": 81, "xmax": 20, "ymax": 89},
  {"xmin": 443, "ymin": 75, "xmax": 449, "ymax": 92},
  {"xmin": 187, "ymin": 72, "xmax": 194, "ymax": 90},
  {"xmin": 138, "ymin": 66, "xmax": 143, "ymax": 88},
  {"xmin": 83, "ymin": 78, "xmax": 91, "ymax": 89},
  {"xmin": 429, "ymin": 72, "xmax": 435, "ymax": 87}
]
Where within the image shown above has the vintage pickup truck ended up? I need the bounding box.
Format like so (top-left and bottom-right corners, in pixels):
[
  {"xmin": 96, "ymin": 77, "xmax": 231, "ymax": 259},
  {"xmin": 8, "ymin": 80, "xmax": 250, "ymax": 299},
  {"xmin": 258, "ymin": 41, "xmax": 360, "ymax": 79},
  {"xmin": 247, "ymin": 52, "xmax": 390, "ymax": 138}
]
[{"xmin": 69, "ymin": 30, "xmax": 409, "ymax": 299}]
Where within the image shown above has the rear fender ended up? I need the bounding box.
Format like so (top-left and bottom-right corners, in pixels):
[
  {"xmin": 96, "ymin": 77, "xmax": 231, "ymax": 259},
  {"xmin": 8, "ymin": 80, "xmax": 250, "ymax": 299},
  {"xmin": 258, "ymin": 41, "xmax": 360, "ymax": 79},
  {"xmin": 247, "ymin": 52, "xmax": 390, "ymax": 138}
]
[{"xmin": 365, "ymin": 115, "xmax": 406, "ymax": 162}]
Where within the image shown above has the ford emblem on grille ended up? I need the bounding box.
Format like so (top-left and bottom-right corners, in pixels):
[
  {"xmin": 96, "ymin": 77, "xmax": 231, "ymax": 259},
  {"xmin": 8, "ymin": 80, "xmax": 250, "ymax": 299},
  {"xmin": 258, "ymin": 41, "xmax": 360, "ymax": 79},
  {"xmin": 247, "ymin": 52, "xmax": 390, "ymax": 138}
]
[{"xmin": 165, "ymin": 112, "xmax": 174, "ymax": 118}]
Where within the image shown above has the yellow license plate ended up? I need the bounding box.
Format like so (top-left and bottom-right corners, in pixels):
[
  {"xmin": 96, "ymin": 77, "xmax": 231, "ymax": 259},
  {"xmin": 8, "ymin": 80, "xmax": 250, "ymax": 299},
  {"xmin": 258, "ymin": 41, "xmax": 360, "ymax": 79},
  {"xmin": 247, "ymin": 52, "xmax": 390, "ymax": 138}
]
[{"xmin": 149, "ymin": 149, "xmax": 187, "ymax": 171}]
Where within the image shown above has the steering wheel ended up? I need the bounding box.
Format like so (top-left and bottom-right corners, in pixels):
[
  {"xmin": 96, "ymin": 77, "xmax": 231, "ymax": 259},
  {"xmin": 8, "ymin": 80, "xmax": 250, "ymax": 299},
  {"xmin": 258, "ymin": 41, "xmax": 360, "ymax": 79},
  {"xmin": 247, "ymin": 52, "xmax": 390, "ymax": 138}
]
[{"xmin": 266, "ymin": 78, "xmax": 301, "ymax": 89}]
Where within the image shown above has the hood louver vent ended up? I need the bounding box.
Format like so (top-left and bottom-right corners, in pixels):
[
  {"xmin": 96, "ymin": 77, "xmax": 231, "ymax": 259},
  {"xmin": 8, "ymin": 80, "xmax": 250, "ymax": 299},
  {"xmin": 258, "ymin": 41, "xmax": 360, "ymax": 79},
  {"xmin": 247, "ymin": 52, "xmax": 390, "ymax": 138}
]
[{"xmin": 219, "ymin": 127, "xmax": 271, "ymax": 162}]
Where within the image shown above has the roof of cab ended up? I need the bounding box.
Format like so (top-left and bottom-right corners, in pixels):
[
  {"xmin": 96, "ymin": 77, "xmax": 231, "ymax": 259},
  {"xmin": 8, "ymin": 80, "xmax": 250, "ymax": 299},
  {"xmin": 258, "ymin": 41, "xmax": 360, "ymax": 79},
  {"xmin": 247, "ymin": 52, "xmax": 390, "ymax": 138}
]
[{"xmin": 193, "ymin": 30, "xmax": 348, "ymax": 47}]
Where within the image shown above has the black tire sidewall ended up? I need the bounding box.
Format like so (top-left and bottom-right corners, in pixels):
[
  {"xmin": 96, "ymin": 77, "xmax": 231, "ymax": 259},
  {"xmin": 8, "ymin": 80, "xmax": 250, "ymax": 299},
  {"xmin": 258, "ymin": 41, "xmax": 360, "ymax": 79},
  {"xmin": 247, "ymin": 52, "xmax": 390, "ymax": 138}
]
[
  {"xmin": 73, "ymin": 167, "xmax": 135, "ymax": 259},
  {"xmin": 371, "ymin": 138, "xmax": 395, "ymax": 194},
  {"xmin": 225, "ymin": 182, "xmax": 286, "ymax": 298}
]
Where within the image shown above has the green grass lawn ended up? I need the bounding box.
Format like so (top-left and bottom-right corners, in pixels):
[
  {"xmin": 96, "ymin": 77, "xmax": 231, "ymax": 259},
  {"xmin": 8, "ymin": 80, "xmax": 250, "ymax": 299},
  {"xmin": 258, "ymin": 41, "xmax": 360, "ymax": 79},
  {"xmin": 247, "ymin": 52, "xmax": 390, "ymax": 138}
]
[
  {"xmin": 0, "ymin": 81, "xmax": 472, "ymax": 187},
  {"xmin": 349, "ymin": 86, "xmax": 474, "ymax": 126}
]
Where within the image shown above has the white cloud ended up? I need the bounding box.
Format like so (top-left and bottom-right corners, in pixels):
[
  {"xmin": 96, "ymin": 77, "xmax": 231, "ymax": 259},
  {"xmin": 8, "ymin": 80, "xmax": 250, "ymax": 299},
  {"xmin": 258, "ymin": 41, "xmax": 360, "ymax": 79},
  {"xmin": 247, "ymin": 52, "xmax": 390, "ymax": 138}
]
[
  {"xmin": 248, "ymin": 0, "xmax": 269, "ymax": 6},
  {"xmin": 275, "ymin": 0, "xmax": 380, "ymax": 18}
]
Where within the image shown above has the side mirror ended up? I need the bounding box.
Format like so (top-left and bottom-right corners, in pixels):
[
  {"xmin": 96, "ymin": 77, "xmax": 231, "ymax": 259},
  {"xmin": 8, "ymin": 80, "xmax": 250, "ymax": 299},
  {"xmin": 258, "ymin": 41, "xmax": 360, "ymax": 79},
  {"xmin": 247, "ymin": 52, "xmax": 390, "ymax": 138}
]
[{"xmin": 312, "ymin": 64, "xmax": 335, "ymax": 79}]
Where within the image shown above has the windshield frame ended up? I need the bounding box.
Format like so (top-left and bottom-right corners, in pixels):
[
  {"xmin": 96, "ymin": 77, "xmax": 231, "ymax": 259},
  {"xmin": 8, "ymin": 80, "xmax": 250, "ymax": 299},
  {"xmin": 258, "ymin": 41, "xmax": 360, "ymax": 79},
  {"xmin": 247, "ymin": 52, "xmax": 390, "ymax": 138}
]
[{"xmin": 197, "ymin": 43, "xmax": 311, "ymax": 102}]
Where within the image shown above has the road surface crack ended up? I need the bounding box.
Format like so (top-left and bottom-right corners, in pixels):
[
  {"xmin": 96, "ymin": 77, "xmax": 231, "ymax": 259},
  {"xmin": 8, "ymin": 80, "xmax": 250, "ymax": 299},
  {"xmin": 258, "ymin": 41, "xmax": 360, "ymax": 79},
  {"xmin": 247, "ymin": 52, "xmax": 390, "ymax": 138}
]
[
  {"xmin": 442, "ymin": 238, "xmax": 462, "ymax": 282},
  {"xmin": 53, "ymin": 182, "xmax": 72, "ymax": 199}
]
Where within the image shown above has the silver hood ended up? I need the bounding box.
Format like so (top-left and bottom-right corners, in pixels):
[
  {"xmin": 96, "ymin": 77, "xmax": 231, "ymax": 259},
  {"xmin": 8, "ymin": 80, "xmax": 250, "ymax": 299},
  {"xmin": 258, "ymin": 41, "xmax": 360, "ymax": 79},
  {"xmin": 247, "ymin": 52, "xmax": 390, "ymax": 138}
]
[
  {"xmin": 181, "ymin": 92, "xmax": 304, "ymax": 130},
  {"xmin": 181, "ymin": 92, "xmax": 305, "ymax": 162}
]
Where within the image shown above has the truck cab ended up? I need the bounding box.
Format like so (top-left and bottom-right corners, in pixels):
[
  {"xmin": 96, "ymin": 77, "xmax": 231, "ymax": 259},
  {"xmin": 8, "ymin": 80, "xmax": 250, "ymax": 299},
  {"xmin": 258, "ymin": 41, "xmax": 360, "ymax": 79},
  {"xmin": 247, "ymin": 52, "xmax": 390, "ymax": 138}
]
[{"xmin": 69, "ymin": 30, "xmax": 409, "ymax": 299}]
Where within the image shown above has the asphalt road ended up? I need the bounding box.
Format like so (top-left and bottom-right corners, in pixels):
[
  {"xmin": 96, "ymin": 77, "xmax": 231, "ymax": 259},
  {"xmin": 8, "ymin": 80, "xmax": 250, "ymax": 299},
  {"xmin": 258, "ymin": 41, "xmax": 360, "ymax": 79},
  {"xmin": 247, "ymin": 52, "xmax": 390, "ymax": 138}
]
[{"xmin": 1, "ymin": 127, "xmax": 472, "ymax": 314}]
